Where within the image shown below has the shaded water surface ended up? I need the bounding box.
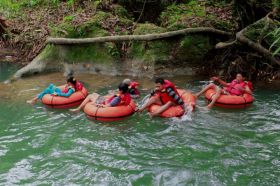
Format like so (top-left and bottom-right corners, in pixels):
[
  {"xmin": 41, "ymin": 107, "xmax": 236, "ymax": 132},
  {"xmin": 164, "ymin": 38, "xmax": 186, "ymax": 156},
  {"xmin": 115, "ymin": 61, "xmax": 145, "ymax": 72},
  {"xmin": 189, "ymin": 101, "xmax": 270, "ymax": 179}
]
[{"xmin": 0, "ymin": 64, "xmax": 279, "ymax": 185}]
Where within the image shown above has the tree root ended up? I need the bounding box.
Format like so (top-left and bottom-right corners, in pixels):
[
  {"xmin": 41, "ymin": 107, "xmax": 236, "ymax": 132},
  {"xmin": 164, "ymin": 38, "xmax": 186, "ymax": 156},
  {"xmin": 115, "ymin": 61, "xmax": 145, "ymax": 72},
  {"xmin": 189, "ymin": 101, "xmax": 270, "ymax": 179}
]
[{"xmin": 215, "ymin": 12, "xmax": 280, "ymax": 65}]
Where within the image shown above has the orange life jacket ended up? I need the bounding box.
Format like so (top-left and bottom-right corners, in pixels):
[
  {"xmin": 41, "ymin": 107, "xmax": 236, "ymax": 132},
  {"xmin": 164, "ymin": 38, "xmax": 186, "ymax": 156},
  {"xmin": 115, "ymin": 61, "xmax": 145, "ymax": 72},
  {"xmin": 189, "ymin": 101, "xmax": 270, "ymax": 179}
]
[
  {"xmin": 225, "ymin": 79, "xmax": 246, "ymax": 96},
  {"xmin": 106, "ymin": 93, "xmax": 131, "ymax": 106},
  {"xmin": 158, "ymin": 80, "xmax": 180, "ymax": 104}
]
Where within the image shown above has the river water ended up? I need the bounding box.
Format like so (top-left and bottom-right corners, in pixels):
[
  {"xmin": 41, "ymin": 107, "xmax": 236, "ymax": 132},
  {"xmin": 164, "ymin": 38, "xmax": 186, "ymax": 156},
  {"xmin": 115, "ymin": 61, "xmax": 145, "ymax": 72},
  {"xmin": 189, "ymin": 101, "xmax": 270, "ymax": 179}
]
[{"xmin": 0, "ymin": 63, "xmax": 280, "ymax": 185}]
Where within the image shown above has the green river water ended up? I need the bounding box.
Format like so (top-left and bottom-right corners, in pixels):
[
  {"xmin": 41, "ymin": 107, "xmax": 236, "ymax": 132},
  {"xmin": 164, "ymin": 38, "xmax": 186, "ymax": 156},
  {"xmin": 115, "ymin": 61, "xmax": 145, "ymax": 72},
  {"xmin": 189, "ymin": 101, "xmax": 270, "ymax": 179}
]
[{"xmin": 0, "ymin": 63, "xmax": 280, "ymax": 185}]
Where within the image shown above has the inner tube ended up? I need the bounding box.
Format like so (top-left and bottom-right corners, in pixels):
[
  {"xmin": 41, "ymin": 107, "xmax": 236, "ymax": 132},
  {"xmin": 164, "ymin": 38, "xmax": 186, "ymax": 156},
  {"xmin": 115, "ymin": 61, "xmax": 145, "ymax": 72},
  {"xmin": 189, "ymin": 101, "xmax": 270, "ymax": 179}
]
[
  {"xmin": 84, "ymin": 100, "xmax": 136, "ymax": 122},
  {"xmin": 205, "ymin": 88, "xmax": 254, "ymax": 108},
  {"xmin": 148, "ymin": 89, "xmax": 196, "ymax": 118},
  {"xmin": 42, "ymin": 86, "xmax": 88, "ymax": 109}
]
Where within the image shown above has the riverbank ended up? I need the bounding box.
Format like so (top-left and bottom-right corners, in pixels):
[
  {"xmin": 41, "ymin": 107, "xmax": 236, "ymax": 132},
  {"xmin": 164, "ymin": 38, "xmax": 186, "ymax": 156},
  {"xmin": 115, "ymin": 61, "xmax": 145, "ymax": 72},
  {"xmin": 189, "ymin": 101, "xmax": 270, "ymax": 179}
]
[{"xmin": 1, "ymin": 1, "xmax": 279, "ymax": 81}]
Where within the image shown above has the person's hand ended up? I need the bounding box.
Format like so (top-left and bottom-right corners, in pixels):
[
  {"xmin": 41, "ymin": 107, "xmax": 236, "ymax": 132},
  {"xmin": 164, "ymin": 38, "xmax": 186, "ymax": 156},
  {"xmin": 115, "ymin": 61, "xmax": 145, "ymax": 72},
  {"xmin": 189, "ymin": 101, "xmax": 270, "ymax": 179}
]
[
  {"xmin": 150, "ymin": 89, "xmax": 157, "ymax": 96},
  {"xmin": 96, "ymin": 104, "xmax": 104, "ymax": 108},
  {"xmin": 210, "ymin": 76, "xmax": 219, "ymax": 81},
  {"xmin": 155, "ymin": 87, "xmax": 160, "ymax": 91},
  {"xmin": 235, "ymin": 84, "xmax": 244, "ymax": 91},
  {"xmin": 183, "ymin": 103, "xmax": 193, "ymax": 113}
]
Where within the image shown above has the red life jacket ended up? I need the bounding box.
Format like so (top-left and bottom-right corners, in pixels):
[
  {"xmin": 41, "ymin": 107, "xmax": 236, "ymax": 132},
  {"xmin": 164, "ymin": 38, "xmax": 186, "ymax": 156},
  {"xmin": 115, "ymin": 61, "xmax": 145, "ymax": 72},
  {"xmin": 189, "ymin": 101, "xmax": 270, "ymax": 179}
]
[
  {"xmin": 245, "ymin": 81, "xmax": 253, "ymax": 91},
  {"xmin": 62, "ymin": 85, "xmax": 75, "ymax": 93},
  {"xmin": 106, "ymin": 93, "xmax": 131, "ymax": 106},
  {"xmin": 158, "ymin": 80, "xmax": 180, "ymax": 104},
  {"xmin": 62, "ymin": 81, "xmax": 83, "ymax": 93},
  {"xmin": 225, "ymin": 79, "xmax": 246, "ymax": 96},
  {"xmin": 129, "ymin": 81, "xmax": 140, "ymax": 95},
  {"xmin": 75, "ymin": 81, "xmax": 84, "ymax": 91}
]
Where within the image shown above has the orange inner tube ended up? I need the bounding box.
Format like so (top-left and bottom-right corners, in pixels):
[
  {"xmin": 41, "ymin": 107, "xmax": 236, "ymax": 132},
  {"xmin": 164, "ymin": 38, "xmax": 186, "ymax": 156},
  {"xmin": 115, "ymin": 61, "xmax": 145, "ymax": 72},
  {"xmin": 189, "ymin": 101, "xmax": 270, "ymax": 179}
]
[
  {"xmin": 148, "ymin": 89, "xmax": 196, "ymax": 118},
  {"xmin": 205, "ymin": 88, "xmax": 254, "ymax": 108},
  {"xmin": 84, "ymin": 99, "xmax": 136, "ymax": 122},
  {"xmin": 42, "ymin": 86, "xmax": 88, "ymax": 108}
]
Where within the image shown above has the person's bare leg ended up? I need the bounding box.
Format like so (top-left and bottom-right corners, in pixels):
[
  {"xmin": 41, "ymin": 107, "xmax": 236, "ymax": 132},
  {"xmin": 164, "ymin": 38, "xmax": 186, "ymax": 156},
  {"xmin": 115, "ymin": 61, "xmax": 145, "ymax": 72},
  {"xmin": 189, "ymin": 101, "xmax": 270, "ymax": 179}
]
[
  {"xmin": 70, "ymin": 93, "xmax": 99, "ymax": 112},
  {"xmin": 195, "ymin": 83, "xmax": 216, "ymax": 98},
  {"xmin": 27, "ymin": 96, "xmax": 38, "ymax": 104},
  {"xmin": 150, "ymin": 101, "xmax": 175, "ymax": 117},
  {"xmin": 206, "ymin": 86, "xmax": 222, "ymax": 109},
  {"xmin": 138, "ymin": 96, "xmax": 162, "ymax": 112}
]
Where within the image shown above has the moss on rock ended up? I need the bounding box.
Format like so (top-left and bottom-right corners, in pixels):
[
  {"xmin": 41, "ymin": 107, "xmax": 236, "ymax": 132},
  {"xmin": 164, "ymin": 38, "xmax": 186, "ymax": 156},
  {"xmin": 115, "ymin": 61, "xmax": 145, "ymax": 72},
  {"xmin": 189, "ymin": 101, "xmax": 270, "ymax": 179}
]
[
  {"xmin": 177, "ymin": 35, "xmax": 212, "ymax": 65},
  {"xmin": 129, "ymin": 23, "xmax": 170, "ymax": 61}
]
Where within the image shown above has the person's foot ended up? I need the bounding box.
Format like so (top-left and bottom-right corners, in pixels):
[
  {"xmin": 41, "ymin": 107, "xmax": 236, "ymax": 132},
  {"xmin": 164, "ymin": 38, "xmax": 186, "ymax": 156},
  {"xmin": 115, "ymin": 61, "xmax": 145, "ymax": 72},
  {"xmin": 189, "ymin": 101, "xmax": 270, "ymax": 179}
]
[
  {"xmin": 194, "ymin": 93, "xmax": 200, "ymax": 98},
  {"xmin": 148, "ymin": 112, "xmax": 154, "ymax": 118},
  {"xmin": 26, "ymin": 100, "xmax": 35, "ymax": 104},
  {"xmin": 206, "ymin": 105, "xmax": 213, "ymax": 109},
  {"xmin": 136, "ymin": 107, "xmax": 144, "ymax": 113},
  {"xmin": 196, "ymin": 105, "xmax": 211, "ymax": 113},
  {"xmin": 148, "ymin": 112, "xmax": 158, "ymax": 118},
  {"xmin": 69, "ymin": 108, "xmax": 80, "ymax": 112}
]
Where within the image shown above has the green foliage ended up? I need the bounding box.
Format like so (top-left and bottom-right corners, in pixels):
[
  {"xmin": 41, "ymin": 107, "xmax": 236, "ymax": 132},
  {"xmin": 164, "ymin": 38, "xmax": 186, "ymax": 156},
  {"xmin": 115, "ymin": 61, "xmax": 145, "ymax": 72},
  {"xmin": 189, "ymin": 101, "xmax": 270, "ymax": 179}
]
[
  {"xmin": 0, "ymin": 0, "xmax": 77, "ymax": 13},
  {"xmin": 268, "ymin": 28, "xmax": 280, "ymax": 56},
  {"xmin": 50, "ymin": 11, "xmax": 112, "ymax": 38},
  {"xmin": 105, "ymin": 43, "xmax": 120, "ymax": 58},
  {"xmin": 0, "ymin": 0, "xmax": 20, "ymax": 13},
  {"xmin": 67, "ymin": 0, "xmax": 75, "ymax": 6},
  {"xmin": 273, "ymin": 0, "xmax": 280, "ymax": 8},
  {"xmin": 112, "ymin": 4, "xmax": 130, "ymax": 18},
  {"xmin": 63, "ymin": 15, "xmax": 75, "ymax": 22},
  {"xmin": 129, "ymin": 23, "xmax": 169, "ymax": 61},
  {"xmin": 160, "ymin": 1, "xmax": 205, "ymax": 29},
  {"xmin": 133, "ymin": 23, "xmax": 166, "ymax": 35},
  {"xmin": 177, "ymin": 35, "xmax": 212, "ymax": 64}
]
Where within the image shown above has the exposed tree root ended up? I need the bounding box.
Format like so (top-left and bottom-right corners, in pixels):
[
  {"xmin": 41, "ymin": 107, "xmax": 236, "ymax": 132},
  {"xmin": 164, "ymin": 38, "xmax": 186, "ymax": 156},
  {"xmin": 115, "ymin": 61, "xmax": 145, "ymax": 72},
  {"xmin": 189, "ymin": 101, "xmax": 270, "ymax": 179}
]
[
  {"xmin": 215, "ymin": 13, "xmax": 280, "ymax": 65},
  {"xmin": 236, "ymin": 15, "xmax": 280, "ymax": 65}
]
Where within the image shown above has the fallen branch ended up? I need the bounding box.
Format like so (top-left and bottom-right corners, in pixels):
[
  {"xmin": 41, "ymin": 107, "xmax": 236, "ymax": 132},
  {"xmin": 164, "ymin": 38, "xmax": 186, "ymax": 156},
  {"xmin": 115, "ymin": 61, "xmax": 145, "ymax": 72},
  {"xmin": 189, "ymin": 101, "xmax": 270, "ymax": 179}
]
[{"xmin": 47, "ymin": 27, "xmax": 232, "ymax": 45}]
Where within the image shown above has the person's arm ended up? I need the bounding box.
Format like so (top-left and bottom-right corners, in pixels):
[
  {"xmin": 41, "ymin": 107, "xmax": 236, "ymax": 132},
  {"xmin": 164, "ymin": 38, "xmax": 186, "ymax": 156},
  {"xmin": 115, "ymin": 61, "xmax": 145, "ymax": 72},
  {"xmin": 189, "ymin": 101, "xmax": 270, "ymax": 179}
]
[
  {"xmin": 150, "ymin": 89, "xmax": 158, "ymax": 97},
  {"xmin": 166, "ymin": 87, "xmax": 184, "ymax": 105},
  {"xmin": 211, "ymin": 76, "xmax": 229, "ymax": 87},
  {"xmin": 244, "ymin": 85, "xmax": 252, "ymax": 94},
  {"xmin": 55, "ymin": 88, "xmax": 74, "ymax": 97}
]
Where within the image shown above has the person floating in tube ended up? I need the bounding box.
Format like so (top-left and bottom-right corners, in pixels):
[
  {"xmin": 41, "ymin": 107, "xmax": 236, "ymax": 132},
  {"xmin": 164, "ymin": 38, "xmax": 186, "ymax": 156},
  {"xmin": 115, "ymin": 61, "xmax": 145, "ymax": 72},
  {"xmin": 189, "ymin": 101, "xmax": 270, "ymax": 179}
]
[
  {"xmin": 122, "ymin": 78, "xmax": 140, "ymax": 99},
  {"xmin": 137, "ymin": 78, "xmax": 189, "ymax": 117},
  {"xmin": 70, "ymin": 82, "xmax": 131, "ymax": 112},
  {"xmin": 195, "ymin": 73, "xmax": 253, "ymax": 109},
  {"xmin": 27, "ymin": 76, "xmax": 83, "ymax": 104}
]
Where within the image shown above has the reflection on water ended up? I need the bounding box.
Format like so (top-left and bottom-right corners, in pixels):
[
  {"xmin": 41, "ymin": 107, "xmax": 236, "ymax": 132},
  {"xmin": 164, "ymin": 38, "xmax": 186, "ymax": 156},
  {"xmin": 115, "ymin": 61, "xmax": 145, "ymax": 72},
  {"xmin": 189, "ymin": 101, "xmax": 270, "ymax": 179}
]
[{"xmin": 0, "ymin": 65, "xmax": 280, "ymax": 185}]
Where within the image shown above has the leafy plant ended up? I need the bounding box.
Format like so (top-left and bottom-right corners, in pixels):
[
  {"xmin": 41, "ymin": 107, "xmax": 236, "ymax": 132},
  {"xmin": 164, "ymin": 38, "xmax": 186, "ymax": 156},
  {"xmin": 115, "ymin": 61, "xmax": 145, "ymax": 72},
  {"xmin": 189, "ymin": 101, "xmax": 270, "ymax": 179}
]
[{"xmin": 269, "ymin": 27, "xmax": 280, "ymax": 56}]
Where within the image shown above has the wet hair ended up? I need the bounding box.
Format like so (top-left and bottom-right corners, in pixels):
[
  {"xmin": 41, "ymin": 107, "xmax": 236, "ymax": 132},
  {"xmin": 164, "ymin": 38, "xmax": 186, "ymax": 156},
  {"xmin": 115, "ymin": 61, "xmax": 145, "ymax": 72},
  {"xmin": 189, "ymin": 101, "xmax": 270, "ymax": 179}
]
[
  {"xmin": 67, "ymin": 76, "xmax": 77, "ymax": 86},
  {"xmin": 123, "ymin": 78, "xmax": 131, "ymax": 85},
  {"xmin": 155, "ymin": 78, "xmax": 165, "ymax": 85},
  {"xmin": 118, "ymin": 82, "xmax": 129, "ymax": 93}
]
